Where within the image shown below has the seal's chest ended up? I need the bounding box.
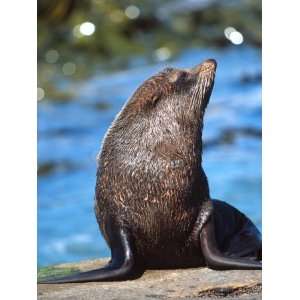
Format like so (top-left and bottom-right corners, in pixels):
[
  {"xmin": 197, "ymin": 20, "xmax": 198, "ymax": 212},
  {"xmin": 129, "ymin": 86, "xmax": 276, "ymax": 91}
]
[
  {"xmin": 130, "ymin": 201, "xmax": 198, "ymax": 243},
  {"xmin": 132, "ymin": 204, "xmax": 202, "ymax": 267}
]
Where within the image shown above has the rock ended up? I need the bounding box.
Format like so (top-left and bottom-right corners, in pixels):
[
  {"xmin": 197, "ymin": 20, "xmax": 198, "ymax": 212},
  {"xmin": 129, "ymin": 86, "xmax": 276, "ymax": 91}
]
[{"xmin": 38, "ymin": 258, "xmax": 261, "ymax": 300}]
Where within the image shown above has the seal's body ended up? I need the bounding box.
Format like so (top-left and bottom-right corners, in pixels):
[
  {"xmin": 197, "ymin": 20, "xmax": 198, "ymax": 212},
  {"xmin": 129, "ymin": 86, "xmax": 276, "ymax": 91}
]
[{"xmin": 40, "ymin": 59, "xmax": 261, "ymax": 284}]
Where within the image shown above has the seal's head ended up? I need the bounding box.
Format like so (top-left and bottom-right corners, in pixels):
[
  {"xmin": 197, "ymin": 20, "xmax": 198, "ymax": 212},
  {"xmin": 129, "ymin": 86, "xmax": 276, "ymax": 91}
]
[
  {"xmin": 103, "ymin": 59, "xmax": 217, "ymax": 162},
  {"xmin": 120, "ymin": 58, "xmax": 216, "ymax": 132}
]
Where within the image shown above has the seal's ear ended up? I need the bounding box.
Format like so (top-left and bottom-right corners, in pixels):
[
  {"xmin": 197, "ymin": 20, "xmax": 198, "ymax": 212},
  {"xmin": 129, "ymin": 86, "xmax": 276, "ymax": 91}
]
[
  {"xmin": 129, "ymin": 81, "xmax": 163, "ymax": 110},
  {"xmin": 141, "ymin": 88, "xmax": 162, "ymax": 110},
  {"xmin": 168, "ymin": 72, "xmax": 181, "ymax": 83},
  {"xmin": 129, "ymin": 70, "xmax": 175, "ymax": 110}
]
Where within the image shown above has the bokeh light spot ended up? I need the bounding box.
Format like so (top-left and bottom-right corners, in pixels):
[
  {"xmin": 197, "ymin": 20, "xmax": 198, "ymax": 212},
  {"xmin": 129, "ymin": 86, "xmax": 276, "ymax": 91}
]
[
  {"xmin": 62, "ymin": 62, "xmax": 76, "ymax": 76},
  {"xmin": 125, "ymin": 5, "xmax": 140, "ymax": 19},
  {"xmin": 224, "ymin": 27, "xmax": 244, "ymax": 45},
  {"xmin": 224, "ymin": 27, "xmax": 236, "ymax": 39},
  {"xmin": 45, "ymin": 49, "xmax": 59, "ymax": 64},
  {"xmin": 79, "ymin": 22, "xmax": 96, "ymax": 36},
  {"xmin": 229, "ymin": 31, "xmax": 244, "ymax": 45},
  {"xmin": 154, "ymin": 47, "xmax": 171, "ymax": 61},
  {"xmin": 37, "ymin": 87, "xmax": 45, "ymax": 101}
]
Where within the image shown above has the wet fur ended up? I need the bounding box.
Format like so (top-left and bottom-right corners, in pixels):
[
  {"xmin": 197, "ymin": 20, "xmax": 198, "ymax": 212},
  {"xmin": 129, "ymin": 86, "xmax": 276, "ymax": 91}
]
[
  {"xmin": 40, "ymin": 60, "xmax": 261, "ymax": 284},
  {"xmin": 95, "ymin": 64, "xmax": 259, "ymax": 268}
]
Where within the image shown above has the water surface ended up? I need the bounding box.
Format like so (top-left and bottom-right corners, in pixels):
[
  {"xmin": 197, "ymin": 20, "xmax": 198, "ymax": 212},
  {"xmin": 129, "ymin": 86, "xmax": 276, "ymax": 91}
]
[{"xmin": 38, "ymin": 46, "xmax": 261, "ymax": 267}]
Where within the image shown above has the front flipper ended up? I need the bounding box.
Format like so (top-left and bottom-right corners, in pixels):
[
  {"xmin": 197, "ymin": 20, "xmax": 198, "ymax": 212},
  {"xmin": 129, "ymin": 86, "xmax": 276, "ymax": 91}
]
[
  {"xmin": 38, "ymin": 226, "xmax": 137, "ymax": 283},
  {"xmin": 200, "ymin": 215, "xmax": 261, "ymax": 270},
  {"xmin": 191, "ymin": 199, "xmax": 214, "ymax": 241}
]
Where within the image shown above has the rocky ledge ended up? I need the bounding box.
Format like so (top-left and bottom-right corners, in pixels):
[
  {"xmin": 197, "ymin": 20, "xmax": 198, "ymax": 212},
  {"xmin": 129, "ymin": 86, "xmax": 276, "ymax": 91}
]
[{"xmin": 38, "ymin": 259, "xmax": 261, "ymax": 300}]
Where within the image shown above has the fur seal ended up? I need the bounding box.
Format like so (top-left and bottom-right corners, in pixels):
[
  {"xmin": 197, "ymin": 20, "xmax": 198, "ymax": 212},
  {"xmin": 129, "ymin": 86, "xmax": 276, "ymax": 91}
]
[{"xmin": 40, "ymin": 59, "xmax": 261, "ymax": 284}]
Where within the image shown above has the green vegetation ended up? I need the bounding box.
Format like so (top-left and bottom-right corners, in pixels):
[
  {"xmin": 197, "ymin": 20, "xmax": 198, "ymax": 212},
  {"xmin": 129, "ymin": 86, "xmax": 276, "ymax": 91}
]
[
  {"xmin": 38, "ymin": 265, "xmax": 80, "ymax": 281},
  {"xmin": 38, "ymin": 0, "xmax": 261, "ymax": 101}
]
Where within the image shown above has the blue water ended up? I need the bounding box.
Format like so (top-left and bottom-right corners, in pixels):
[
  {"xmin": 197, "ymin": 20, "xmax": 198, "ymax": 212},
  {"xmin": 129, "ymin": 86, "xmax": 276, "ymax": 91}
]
[{"xmin": 38, "ymin": 46, "xmax": 261, "ymax": 267}]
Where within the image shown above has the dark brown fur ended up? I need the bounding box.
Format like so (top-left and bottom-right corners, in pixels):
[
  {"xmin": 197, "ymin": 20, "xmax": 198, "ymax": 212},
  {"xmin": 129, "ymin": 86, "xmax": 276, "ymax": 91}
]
[
  {"xmin": 95, "ymin": 62, "xmax": 216, "ymax": 268},
  {"xmin": 39, "ymin": 59, "xmax": 261, "ymax": 284}
]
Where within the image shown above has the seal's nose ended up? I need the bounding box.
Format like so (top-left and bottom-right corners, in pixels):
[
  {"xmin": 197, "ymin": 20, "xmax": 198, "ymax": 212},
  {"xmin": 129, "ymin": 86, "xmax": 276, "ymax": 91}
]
[
  {"xmin": 202, "ymin": 59, "xmax": 217, "ymax": 70},
  {"xmin": 189, "ymin": 58, "xmax": 217, "ymax": 74}
]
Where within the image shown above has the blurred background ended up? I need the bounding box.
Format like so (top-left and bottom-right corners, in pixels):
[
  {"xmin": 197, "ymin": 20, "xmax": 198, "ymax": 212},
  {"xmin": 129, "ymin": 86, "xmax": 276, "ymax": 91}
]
[{"xmin": 38, "ymin": 0, "xmax": 261, "ymax": 267}]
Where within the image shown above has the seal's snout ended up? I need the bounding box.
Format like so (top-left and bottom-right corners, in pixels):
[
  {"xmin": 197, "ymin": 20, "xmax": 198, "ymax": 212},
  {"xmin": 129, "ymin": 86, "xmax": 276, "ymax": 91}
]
[
  {"xmin": 202, "ymin": 59, "xmax": 217, "ymax": 70},
  {"xmin": 190, "ymin": 59, "xmax": 217, "ymax": 74}
]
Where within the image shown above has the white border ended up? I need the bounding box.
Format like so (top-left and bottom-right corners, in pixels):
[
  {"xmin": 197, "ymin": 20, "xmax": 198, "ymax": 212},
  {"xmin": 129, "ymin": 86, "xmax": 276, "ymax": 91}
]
[
  {"xmin": 0, "ymin": 1, "xmax": 36, "ymax": 299},
  {"xmin": 263, "ymin": 0, "xmax": 300, "ymax": 298},
  {"xmin": 2, "ymin": 1, "xmax": 300, "ymax": 299}
]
